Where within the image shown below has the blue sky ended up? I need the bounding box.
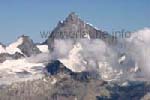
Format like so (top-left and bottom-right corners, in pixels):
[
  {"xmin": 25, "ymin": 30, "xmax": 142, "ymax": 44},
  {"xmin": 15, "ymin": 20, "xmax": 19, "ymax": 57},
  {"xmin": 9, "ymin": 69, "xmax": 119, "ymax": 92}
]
[{"xmin": 0, "ymin": 0, "xmax": 150, "ymax": 44}]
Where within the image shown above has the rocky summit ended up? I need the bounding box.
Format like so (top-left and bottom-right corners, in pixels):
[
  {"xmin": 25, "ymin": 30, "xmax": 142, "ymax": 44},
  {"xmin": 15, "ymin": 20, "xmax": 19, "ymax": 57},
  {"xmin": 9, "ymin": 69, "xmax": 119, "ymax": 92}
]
[
  {"xmin": 17, "ymin": 35, "xmax": 41, "ymax": 57},
  {"xmin": 46, "ymin": 12, "xmax": 115, "ymax": 50},
  {"xmin": 49, "ymin": 12, "xmax": 106, "ymax": 39}
]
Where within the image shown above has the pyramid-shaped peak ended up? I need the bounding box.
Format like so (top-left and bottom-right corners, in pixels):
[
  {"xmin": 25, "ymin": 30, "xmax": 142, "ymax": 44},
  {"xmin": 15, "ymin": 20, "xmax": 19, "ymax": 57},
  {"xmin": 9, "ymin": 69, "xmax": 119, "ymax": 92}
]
[
  {"xmin": 47, "ymin": 12, "xmax": 115, "ymax": 49},
  {"xmin": 49, "ymin": 12, "xmax": 105, "ymax": 40},
  {"xmin": 68, "ymin": 12, "xmax": 77, "ymax": 17},
  {"xmin": 66, "ymin": 12, "xmax": 79, "ymax": 21}
]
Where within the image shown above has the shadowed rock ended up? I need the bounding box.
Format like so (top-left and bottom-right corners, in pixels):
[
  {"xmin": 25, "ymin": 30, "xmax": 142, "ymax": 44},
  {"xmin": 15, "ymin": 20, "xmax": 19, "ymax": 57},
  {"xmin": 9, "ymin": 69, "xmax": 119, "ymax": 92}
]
[
  {"xmin": 0, "ymin": 52, "xmax": 24, "ymax": 63},
  {"xmin": 44, "ymin": 60, "xmax": 100, "ymax": 81},
  {"xmin": 18, "ymin": 35, "xmax": 41, "ymax": 57}
]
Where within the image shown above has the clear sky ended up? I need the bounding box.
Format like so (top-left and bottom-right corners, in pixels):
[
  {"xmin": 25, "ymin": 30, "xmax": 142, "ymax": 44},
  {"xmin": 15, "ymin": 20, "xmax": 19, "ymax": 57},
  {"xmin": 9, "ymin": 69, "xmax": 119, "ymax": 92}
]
[{"xmin": 0, "ymin": 0, "xmax": 150, "ymax": 44}]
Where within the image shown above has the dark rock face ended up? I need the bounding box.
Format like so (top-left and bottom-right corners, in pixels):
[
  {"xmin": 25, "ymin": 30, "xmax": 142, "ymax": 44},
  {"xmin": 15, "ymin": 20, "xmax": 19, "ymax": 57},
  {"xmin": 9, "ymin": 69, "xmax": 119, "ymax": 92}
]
[
  {"xmin": 47, "ymin": 12, "xmax": 115, "ymax": 50},
  {"xmin": 44, "ymin": 60, "xmax": 100, "ymax": 81},
  {"xmin": 0, "ymin": 43, "xmax": 6, "ymax": 48},
  {"xmin": 44, "ymin": 60, "xmax": 72, "ymax": 75},
  {"xmin": 12, "ymin": 52, "xmax": 24, "ymax": 59},
  {"xmin": 70, "ymin": 71, "xmax": 100, "ymax": 82},
  {"xmin": 0, "ymin": 52, "xmax": 24, "ymax": 63},
  {"xmin": 107, "ymin": 81, "xmax": 150, "ymax": 100},
  {"xmin": 18, "ymin": 35, "xmax": 41, "ymax": 57}
]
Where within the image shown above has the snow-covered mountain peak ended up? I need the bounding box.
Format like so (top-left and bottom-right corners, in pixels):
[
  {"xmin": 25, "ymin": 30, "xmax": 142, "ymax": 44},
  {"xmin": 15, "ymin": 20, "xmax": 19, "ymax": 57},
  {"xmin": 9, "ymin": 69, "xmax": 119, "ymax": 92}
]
[
  {"xmin": 6, "ymin": 37, "xmax": 24, "ymax": 54},
  {"xmin": 5, "ymin": 35, "xmax": 41, "ymax": 57},
  {"xmin": 0, "ymin": 35, "xmax": 43, "ymax": 64}
]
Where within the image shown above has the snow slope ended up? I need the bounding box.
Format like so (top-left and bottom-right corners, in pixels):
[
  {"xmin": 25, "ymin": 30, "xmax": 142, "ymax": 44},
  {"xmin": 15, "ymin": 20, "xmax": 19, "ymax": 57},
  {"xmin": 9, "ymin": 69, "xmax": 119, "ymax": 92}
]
[
  {"xmin": 6, "ymin": 37, "xmax": 23, "ymax": 54},
  {"xmin": 0, "ymin": 37, "xmax": 23, "ymax": 55},
  {"xmin": 0, "ymin": 57, "xmax": 46, "ymax": 85},
  {"xmin": 37, "ymin": 45, "xmax": 49, "ymax": 53}
]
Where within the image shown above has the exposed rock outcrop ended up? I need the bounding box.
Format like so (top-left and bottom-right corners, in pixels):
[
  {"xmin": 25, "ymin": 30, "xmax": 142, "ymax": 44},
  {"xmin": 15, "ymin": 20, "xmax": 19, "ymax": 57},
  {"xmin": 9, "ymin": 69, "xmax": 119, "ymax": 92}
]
[
  {"xmin": 0, "ymin": 52, "xmax": 24, "ymax": 63},
  {"xmin": 44, "ymin": 60, "xmax": 100, "ymax": 81},
  {"xmin": 17, "ymin": 35, "xmax": 41, "ymax": 57}
]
